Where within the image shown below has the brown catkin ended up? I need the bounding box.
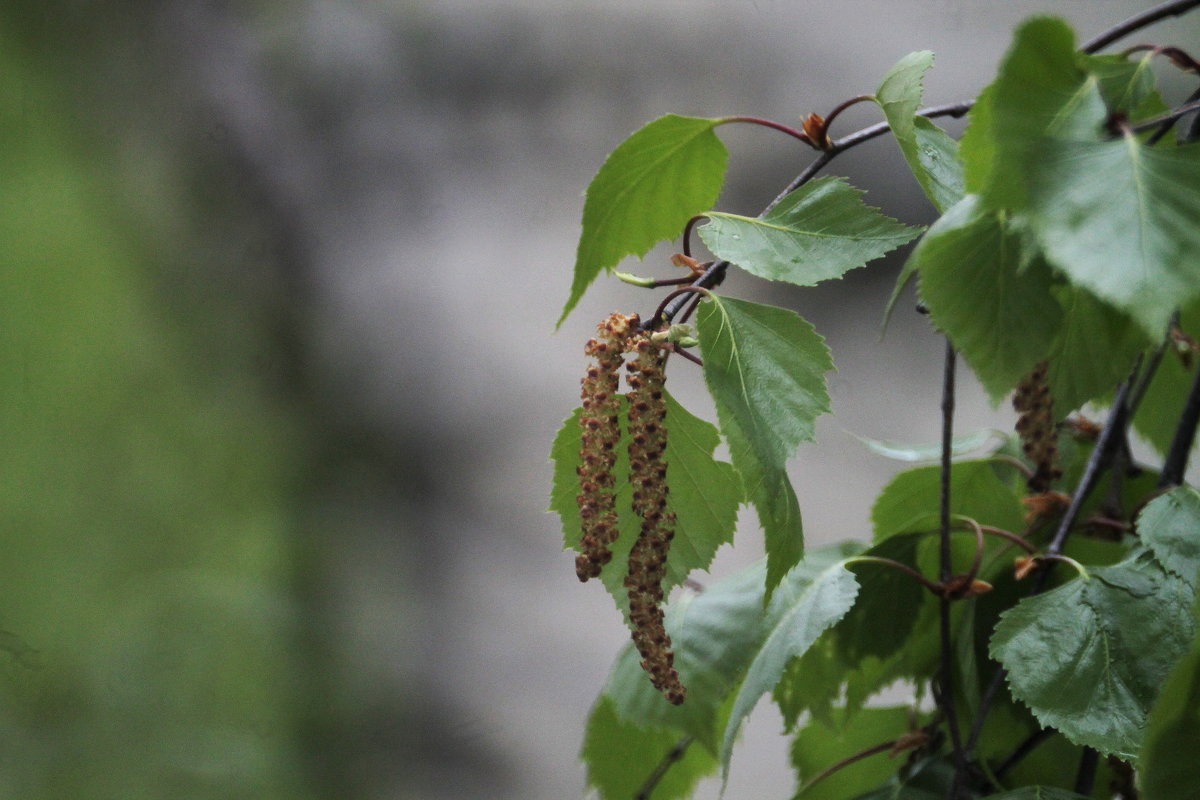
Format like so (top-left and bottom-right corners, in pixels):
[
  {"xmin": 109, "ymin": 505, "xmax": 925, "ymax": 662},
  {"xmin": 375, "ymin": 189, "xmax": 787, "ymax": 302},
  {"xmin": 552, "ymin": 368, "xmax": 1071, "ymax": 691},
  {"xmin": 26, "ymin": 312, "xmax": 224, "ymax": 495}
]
[
  {"xmin": 1012, "ymin": 360, "xmax": 1061, "ymax": 493},
  {"xmin": 575, "ymin": 312, "xmax": 638, "ymax": 582},
  {"xmin": 623, "ymin": 332, "xmax": 686, "ymax": 705}
]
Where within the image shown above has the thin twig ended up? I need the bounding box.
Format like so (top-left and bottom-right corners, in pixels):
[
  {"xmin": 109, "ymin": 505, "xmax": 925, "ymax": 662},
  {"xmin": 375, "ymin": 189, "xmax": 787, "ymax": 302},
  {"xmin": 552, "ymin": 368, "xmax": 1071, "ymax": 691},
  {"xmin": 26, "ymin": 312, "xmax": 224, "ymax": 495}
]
[
  {"xmin": 993, "ymin": 727, "xmax": 1056, "ymax": 780},
  {"xmin": 795, "ymin": 738, "xmax": 897, "ymax": 796},
  {"xmin": 635, "ymin": 736, "xmax": 693, "ymax": 800},
  {"xmin": 1158, "ymin": 360, "xmax": 1200, "ymax": 488},
  {"xmin": 1075, "ymin": 747, "xmax": 1100, "ymax": 796},
  {"xmin": 937, "ymin": 343, "xmax": 969, "ymax": 798},
  {"xmin": 1081, "ymin": 0, "xmax": 1200, "ymax": 53}
]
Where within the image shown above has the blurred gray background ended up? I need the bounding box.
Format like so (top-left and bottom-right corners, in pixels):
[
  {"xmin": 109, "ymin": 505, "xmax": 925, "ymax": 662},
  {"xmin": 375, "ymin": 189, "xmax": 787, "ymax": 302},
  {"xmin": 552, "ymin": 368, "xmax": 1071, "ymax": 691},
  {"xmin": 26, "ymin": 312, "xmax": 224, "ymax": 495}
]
[{"xmin": 4, "ymin": 2, "xmax": 1197, "ymax": 799}]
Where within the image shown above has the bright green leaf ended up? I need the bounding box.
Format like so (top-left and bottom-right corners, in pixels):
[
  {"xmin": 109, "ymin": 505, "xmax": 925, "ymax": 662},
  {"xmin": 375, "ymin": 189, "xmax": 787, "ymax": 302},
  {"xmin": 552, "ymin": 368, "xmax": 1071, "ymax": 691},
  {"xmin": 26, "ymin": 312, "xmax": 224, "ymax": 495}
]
[
  {"xmin": 1028, "ymin": 136, "xmax": 1200, "ymax": 339},
  {"xmin": 604, "ymin": 560, "xmax": 770, "ymax": 751},
  {"xmin": 852, "ymin": 428, "xmax": 1005, "ymax": 463},
  {"xmin": 698, "ymin": 177, "xmax": 921, "ymax": 286},
  {"xmin": 1137, "ymin": 486, "xmax": 1200, "ymax": 588},
  {"xmin": 696, "ymin": 295, "xmax": 834, "ymax": 595},
  {"xmin": 1139, "ymin": 585, "xmax": 1200, "ymax": 800},
  {"xmin": 967, "ymin": 17, "xmax": 1104, "ymax": 210},
  {"xmin": 1043, "ymin": 285, "xmax": 1149, "ymax": 415},
  {"xmin": 720, "ymin": 547, "xmax": 860, "ymax": 774},
  {"xmin": 913, "ymin": 195, "xmax": 1062, "ymax": 402},
  {"xmin": 875, "ymin": 51, "xmax": 964, "ymax": 212},
  {"xmin": 791, "ymin": 706, "xmax": 914, "ymax": 800},
  {"xmin": 560, "ymin": 114, "xmax": 727, "ymax": 326},
  {"xmin": 991, "ymin": 551, "xmax": 1196, "ymax": 759},
  {"xmin": 582, "ymin": 696, "xmax": 717, "ymax": 800},
  {"xmin": 871, "ymin": 459, "xmax": 1024, "ymax": 542}
]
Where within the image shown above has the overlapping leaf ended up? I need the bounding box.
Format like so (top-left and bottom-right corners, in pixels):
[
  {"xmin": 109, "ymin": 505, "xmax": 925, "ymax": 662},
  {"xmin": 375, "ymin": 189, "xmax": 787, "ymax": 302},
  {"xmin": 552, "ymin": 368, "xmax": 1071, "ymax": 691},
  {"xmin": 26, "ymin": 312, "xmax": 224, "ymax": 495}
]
[
  {"xmin": 791, "ymin": 706, "xmax": 915, "ymax": 799},
  {"xmin": 696, "ymin": 295, "xmax": 834, "ymax": 595},
  {"xmin": 1043, "ymin": 285, "xmax": 1148, "ymax": 415},
  {"xmin": 961, "ymin": 17, "xmax": 1102, "ymax": 209},
  {"xmin": 1027, "ymin": 135, "xmax": 1200, "ymax": 339},
  {"xmin": 912, "ymin": 195, "xmax": 1062, "ymax": 402},
  {"xmin": 698, "ymin": 177, "xmax": 921, "ymax": 286},
  {"xmin": 1138, "ymin": 486, "xmax": 1200, "ymax": 585},
  {"xmin": 720, "ymin": 546, "xmax": 861, "ymax": 774},
  {"xmin": 560, "ymin": 114, "xmax": 727, "ymax": 326},
  {"xmin": 875, "ymin": 50, "xmax": 964, "ymax": 212}
]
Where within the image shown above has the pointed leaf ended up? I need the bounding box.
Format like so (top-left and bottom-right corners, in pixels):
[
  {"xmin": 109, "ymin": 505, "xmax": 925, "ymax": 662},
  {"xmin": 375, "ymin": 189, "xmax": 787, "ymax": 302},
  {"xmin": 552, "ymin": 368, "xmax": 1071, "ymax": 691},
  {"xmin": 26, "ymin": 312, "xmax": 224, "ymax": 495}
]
[
  {"xmin": 991, "ymin": 551, "xmax": 1196, "ymax": 758},
  {"xmin": 582, "ymin": 696, "xmax": 717, "ymax": 800},
  {"xmin": 1028, "ymin": 135, "xmax": 1200, "ymax": 339},
  {"xmin": 696, "ymin": 295, "xmax": 834, "ymax": 594},
  {"xmin": 913, "ymin": 195, "xmax": 1062, "ymax": 402},
  {"xmin": 964, "ymin": 17, "xmax": 1104, "ymax": 210},
  {"xmin": 560, "ymin": 114, "xmax": 727, "ymax": 326},
  {"xmin": 720, "ymin": 548, "xmax": 860, "ymax": 773},
  {"xmin": 875, "ymin": 51, "xmax": 964, "ymax": 212},
  {"xmin": 698, "ymin": 176, "xmax": 921, "ymax": 286}
]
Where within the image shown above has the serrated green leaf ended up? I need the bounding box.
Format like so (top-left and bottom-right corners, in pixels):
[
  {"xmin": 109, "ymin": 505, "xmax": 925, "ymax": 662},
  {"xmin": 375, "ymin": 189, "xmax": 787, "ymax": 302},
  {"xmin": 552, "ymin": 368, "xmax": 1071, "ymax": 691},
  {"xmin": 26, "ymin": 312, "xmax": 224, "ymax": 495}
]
[
  {"xmin": 696, "ymin": 295, "xmax": 834, "ymax": 596},
  {"xmin": 1028, "ymin": 136, "xmax": 1200, "ymax": 339},
  {"xmin": 1139, "ymin": 584, "xmax": 1200, "ymax": 800},
  {"xmin": 698, "ymin": 177, "xmax": 921, "ymax": 286},
  {"xmin": 871, "ymin": 459, "xmax": 1024, "ymax": 542},
  {"xmin": 1044, "ymin": 285, "xmax": 1149, "ymax": 415},
  {"xmin": 852, "ymin": 428, "xmax": 1004, "ymax": 463},
  {"xmin": 991, "ymin": 551, "xmax": 1196, "ymax": 759},
  {"xmin": 560, "ymin": 114, "xmax": 727, "ymax": 326},
  {"xmin": 791, "ymin": 706, "xmax": 914, "ymax": 800},
  {"xmin": 720, "ymin": 548, "xmax": 860, "ymax": 775},
  {"xmin": 549, "ymin": 390, "xmax": 741, "ymax": 617},
  {"xmin": 967, "ymin": 17, "xmax": 1104, "ymax": 210},
  {"xmin": 582, "ymin": 696, "xmax": 717, "ymax": 800},
  {"xmin": 913, "ymin": 195, "xmax": 1062, "ymax": 402},
  {"xmin": 1137, "ymin": 486, "xmax": 1200, "ymax": 588},
  {"xmin": 875, "ymin": 51, "xmax": 964, "ymax": 213}
]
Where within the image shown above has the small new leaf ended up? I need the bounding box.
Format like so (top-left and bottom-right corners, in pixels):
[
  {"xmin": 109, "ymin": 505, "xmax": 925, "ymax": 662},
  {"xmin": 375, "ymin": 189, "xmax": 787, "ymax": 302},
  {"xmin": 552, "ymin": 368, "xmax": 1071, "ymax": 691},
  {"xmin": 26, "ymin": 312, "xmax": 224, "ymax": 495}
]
[
  {"xmin": 698, "ymin": 177, "xmax": 921, "ymax": 287},
  {"xmin": 560, "ymin": 114, "xmax": 727, "ymax": 327},
  {"xmin": 875, "ymin": 50, "xmax": 964, "ymax": 212}
]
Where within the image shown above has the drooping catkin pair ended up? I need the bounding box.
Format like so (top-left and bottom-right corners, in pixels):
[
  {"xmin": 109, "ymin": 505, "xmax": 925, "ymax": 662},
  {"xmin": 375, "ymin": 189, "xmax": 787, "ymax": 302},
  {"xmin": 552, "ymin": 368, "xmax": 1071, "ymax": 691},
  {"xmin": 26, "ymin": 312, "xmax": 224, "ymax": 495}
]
[
  {"xmin": 1013, "ymin": 360, "xmax": 1061, "ymax": 493},
  {"xmin": 576, "ymin": 312, "xmax": 686, "ymax": 704}
]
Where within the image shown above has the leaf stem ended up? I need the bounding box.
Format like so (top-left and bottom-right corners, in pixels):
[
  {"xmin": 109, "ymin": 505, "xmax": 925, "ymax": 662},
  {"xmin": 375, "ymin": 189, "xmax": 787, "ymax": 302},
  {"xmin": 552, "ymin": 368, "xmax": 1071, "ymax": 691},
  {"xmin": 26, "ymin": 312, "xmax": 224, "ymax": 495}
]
[
  {"xmin": 794, "ymin": 738, "xmax": 898, "ymax": 796},
  {"xmin": 978, "ymin": 523, "xmax": 1038, "ymax": 554},
  {"xmin": 634, "ymin": 735, "xmax": 693, "ymax": 800},
  {"xmin": 846, "ymin": 555, "xmax": 944, "ymax": 594},
  {"xmin": 820, "ymin": 95, "xmax": 878, "ymax": 139},
  {"xmin": 718, "ymin": 115, "xmax": 815, "ymax": 146}
]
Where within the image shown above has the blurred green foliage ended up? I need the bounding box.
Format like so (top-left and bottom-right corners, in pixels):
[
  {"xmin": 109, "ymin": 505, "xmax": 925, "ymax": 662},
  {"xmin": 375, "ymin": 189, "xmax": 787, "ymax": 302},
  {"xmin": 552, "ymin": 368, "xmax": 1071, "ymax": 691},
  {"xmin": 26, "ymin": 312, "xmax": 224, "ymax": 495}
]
[{"xmin": 0, "ymin": 17, "xmax": 316, "ymax": 799}]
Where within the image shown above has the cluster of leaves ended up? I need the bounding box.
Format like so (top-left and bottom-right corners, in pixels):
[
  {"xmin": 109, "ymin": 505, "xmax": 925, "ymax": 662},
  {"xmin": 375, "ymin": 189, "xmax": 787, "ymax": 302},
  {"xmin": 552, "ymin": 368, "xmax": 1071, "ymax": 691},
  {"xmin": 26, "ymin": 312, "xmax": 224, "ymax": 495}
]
[{"xmin": 553, "ymin": 9, "xmax": 1200, "ymax": 800}]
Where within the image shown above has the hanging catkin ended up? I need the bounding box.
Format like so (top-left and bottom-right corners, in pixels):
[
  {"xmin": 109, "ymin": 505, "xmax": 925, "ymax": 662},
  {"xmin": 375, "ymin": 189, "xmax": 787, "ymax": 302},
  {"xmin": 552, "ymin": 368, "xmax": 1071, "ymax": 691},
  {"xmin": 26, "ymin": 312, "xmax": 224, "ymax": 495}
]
[{"xmin": 1013, "ymin": 360, "xmax": 1061, "ymax": 493}]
